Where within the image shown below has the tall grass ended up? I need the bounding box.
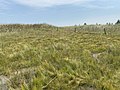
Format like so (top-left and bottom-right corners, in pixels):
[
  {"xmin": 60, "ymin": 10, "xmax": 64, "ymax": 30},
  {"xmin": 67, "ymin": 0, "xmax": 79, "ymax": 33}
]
[{"xmin": 0, "ymin": 24, "xmax": 120, "ymax": 90}]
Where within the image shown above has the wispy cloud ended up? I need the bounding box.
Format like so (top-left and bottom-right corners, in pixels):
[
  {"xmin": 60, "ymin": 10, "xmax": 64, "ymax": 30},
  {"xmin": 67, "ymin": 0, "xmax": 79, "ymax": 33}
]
[
  {"xmin": 0, "ymin": 0, "xmax": 119, "ymax": 10},
  {"xmin": 81, "ymin": 4, "xmax": 114, "ymax": 9},
  {"xmin": 76, "ymin": 0, "xmax": 116, "ymax": 9},
  {"xmin": 0, "ymin": 0, "xmax": 10, "ymax": 14},
  {"xmin": 11, "ymin": 0, "xmax": 92, "ymax": 7},
  {"xmin": 10, "ymin": 0, "xmax": 118, "ymax": 9}
]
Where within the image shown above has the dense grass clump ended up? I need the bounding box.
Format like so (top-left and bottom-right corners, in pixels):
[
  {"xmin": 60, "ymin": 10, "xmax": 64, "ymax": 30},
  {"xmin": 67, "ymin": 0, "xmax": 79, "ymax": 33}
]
[{"xmin": 0, "ymin": 24, "xmax": 120, "ymax": 90}]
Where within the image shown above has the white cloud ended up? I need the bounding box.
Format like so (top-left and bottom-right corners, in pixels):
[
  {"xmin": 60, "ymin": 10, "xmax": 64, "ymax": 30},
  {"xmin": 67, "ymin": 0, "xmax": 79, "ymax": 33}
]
[
  {"xmin": 0, "ymin": 0, "xmax": 10, "ymax": 14},
  {"xmin": 0, "ymin": 0, "xmax": 10, "ymax": 8},
  {"xmin": 11, "ymin": 0, "xmax": 92, "ymax": 7},
  {"xmin": 82, "ymin": 4, "xmax": 114, "ymax": 9},
  {"xmin": 11, "ymin": 0, "xmax": 116, "ymax": 9},
  {"xmin": 0, "ymin": 0, "xmax": 116, "ymax": 11}
]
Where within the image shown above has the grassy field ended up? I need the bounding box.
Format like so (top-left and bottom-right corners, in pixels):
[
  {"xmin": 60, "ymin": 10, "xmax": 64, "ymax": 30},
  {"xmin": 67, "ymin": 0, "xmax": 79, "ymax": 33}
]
[{"xmin": 0, "ymin": 24, "xmax": 120, "ymax": 90}]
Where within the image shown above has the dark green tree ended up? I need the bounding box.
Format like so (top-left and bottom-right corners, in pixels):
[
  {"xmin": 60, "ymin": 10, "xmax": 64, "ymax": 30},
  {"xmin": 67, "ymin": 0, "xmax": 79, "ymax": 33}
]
[
  {"xmin": 84, "ymin": 23, "xmax": 87, "ymax": 25},
  {"xmin": 115, "ymin": 20, "xmax": 120, "ymax": 25}
]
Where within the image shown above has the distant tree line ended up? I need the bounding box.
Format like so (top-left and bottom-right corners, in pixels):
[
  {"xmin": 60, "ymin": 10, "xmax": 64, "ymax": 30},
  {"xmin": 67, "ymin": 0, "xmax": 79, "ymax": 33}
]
[{"xmin": 82, "ymin": 20, "xmax": 120, "ymax": 26}]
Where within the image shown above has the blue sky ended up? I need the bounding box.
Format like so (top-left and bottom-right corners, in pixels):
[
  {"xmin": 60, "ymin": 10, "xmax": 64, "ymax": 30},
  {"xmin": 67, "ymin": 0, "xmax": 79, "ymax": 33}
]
[{"xmin": 0, "ymin": 0, "xmax": 120, "ymax": 26}]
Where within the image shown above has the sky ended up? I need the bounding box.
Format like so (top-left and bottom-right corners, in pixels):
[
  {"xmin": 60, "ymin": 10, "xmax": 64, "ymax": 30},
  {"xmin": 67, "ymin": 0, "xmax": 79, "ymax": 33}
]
[{"xmin": 0, "ymin": 0, "xmax": 120, "ymax": 26}]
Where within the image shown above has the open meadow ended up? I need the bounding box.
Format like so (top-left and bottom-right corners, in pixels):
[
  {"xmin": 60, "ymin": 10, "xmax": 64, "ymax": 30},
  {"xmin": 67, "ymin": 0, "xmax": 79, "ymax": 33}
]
[{"xmin": 0, "ymin": 24, "xmax": 120, "ymax": 90}]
